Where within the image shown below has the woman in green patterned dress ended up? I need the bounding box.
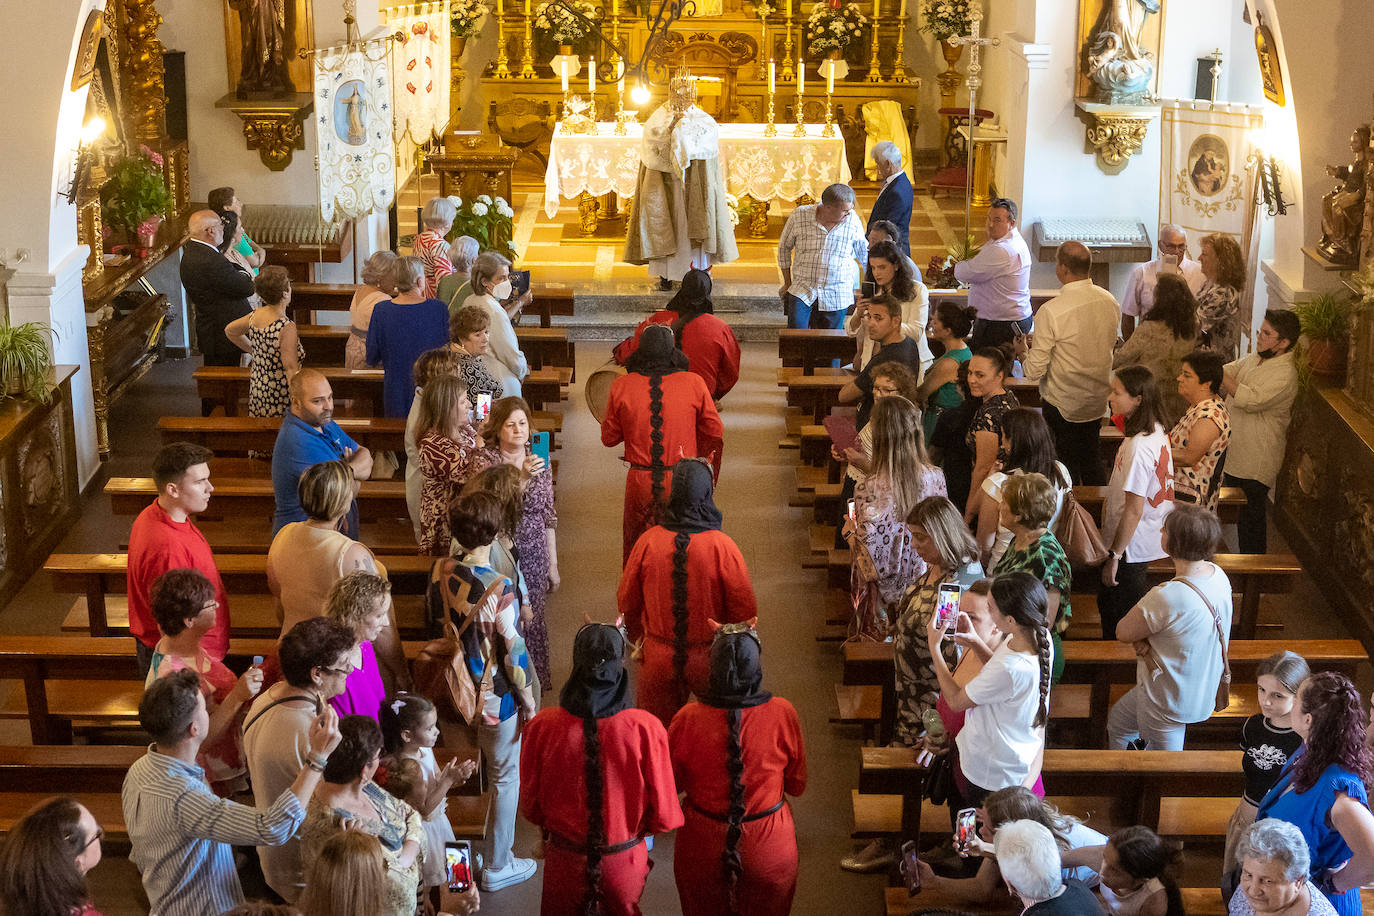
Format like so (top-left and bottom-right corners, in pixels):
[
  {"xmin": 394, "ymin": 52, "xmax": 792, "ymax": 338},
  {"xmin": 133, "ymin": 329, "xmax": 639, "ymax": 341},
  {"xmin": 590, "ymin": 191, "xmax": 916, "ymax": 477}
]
[{"xmin": 991, "ymin": 473, "xmax": 1073, "ymax": 683}]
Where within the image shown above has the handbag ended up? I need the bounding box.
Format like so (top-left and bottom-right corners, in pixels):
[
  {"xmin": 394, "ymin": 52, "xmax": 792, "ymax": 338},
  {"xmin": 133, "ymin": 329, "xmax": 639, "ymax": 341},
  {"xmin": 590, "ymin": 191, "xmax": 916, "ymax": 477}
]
[
  {"xmin": 415, "ymin": 565, "xmax": 503, "ymax": 725},
  {"xmin": 1053, "ymin": 487, "xmax": 1109, "ymax": 568},
  {"xmin": 923, "ymin": 752, "xmax": 954, "ymax": 806},
  {"xmin": 1173, "ymin": 576, "xmax": 1233, "ymax": 713}
]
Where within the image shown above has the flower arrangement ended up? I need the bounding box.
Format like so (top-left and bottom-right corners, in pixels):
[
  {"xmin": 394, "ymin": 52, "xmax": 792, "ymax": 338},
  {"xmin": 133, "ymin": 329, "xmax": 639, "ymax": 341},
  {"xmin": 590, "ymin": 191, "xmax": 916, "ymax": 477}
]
[
  {"xmin": 99, "ymin": 145, "xmax": 170, "ymax": 236},
  {"xmin": 926, "ymin": 236, "xmax": 981, "ymax": 288},
  {"xmin": 449, "ymin": 0, "xmax": 487, "ymax": 37},
  {"xmin": 444, "ymin": 194, "xmax": 518, "ymax": 261},
  {"xmin": 534, "ymin": 0, "xmax": 600, "ymax": 46},
  {"xmin": 919, "ymin": 0, "xmax": 971, "ymax": 41},
  {"xmin": 805, "ymin": 1, "xmax": 869, "ymax": 58}
]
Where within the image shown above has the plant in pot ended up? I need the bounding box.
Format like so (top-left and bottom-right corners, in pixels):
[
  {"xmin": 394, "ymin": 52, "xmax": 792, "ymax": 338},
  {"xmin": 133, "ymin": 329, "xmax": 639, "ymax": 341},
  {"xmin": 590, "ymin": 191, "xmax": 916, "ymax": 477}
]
[
  {"xmin": 925, "ymin": 235, "xmax": 981, "ymax": 289},
  {"xmin": 0, "ymin": 320, "xmax": 57, "ymax": 403},
  {"xmin": 1294, "ymin": 292, "xmax": 1354, "ymax": 382},
  {"xmin": 805, "ymin": 0, "xmax": 869, "ymax": 62},
  {"xmin": 99, "ymin": 145, "xmax": 170, "ymax": 256},
  {"xmin": 449, "ymin": 0, "xmax": 486, "ymax": 53}
]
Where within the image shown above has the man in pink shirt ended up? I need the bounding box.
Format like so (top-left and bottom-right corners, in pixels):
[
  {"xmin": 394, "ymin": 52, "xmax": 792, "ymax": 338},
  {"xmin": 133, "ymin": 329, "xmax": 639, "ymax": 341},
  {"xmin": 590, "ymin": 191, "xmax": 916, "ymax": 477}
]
[{"xmin": 128, "ymin": 442, "xmax": 231, "ymax": 674}]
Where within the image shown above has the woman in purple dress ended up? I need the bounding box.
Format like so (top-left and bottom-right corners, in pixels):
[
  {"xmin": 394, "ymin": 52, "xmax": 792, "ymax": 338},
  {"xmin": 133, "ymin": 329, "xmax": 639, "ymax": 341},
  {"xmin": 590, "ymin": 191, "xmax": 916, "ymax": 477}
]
[
  {"xmin": 324, "ymin": 572, "xmax": 399, "ymax": 720},
  {"xmin": 478, "ymin": 396, "xmax": 559, "ymax": 690}
]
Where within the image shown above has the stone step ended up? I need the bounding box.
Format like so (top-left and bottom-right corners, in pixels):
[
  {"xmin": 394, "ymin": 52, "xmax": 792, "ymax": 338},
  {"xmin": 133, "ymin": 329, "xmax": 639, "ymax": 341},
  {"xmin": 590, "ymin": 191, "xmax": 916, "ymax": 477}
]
[{"xmin": 553, "ymin": 311, "xmax": 784, "ymax": 342}]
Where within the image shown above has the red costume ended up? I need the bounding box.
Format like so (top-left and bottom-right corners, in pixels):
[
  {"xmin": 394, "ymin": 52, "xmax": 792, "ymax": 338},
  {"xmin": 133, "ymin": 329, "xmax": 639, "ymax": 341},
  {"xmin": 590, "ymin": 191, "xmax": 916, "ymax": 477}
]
[
  {"xmin": 521, "ymin": 706, "xmax": 684, "ymax": 916},
  {"xmin": 614, "ymin": 310, "xmax": 742, "ymax": 400},
  {"xmin": 668, "ymin": 698, "xmax": 808, "ymax": 916},
  {"xmin": 618, "ymin": 526, "xmax": 757, "ymax": 725},
  {"xmin": 128, "ymin": 501, "xmax": 231, "ymax": 658},
  {"xmin": 601, "ymin": 369, "xmax": 723, "ymax": 565}
]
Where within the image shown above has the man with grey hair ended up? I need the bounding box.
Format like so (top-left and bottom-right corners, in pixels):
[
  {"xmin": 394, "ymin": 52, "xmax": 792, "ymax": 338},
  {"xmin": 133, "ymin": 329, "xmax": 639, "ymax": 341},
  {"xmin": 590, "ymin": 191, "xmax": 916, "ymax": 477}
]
[
  {"xmin": 1121, "ymin": 223, "xmax": 1204, "ymax": 338},
  {"xmin": 954, "ymin": 197, "xmax": 1034, "ymax": 350},
  {"xmin": 181, "ymin": 209, "xmax": 255, "ymax": 384},
  {"xmin": 995, "ymin": 820, "xmax": 1105, "ymax": 915},
  {"xmin": 777, "ymin": 182, "xmax": 869, "ymax": 333},
  {"xmin": 1233, "ymin": 819, "xmax": 1338, "ymax": 916},
  {"xmin": 437, "ymin": 235, "xmax": 480, "ymax": 312},
  {"xmin": 867, "ymin": 141, "xmax": 913, "ymax": 254}
]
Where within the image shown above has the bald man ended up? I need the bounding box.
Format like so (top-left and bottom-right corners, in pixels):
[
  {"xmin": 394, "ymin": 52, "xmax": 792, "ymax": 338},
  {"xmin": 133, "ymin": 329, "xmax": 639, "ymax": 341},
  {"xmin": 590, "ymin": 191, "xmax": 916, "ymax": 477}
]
[
  {"xmin": 181, "ymin": 209, "xmax": 255, "ymax": 390},
  {"xmin": 1013, "ymin": 241, "xmax": 1121, "ymax": 486},
  {"xmin": 270, "ymin": 369, "xmax": 373, "ymax": 537}
]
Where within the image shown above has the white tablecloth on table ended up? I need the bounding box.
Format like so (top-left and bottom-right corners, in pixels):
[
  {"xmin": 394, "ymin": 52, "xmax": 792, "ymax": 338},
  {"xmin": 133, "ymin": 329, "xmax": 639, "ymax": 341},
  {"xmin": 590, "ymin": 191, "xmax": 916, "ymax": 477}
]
[{"xmin": 543, "ymin": 122, "xmax": 851, "ymax": 218}]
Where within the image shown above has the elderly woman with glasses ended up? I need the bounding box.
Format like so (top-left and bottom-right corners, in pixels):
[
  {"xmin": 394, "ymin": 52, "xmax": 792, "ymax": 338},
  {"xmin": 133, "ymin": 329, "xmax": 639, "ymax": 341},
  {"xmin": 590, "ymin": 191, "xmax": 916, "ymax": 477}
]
[
  {"xmin": 146, "ymin": 567, "xmax": 263, "ymax": 797},
  {"xmin": 1232, "ymin": 819, "xmax": 1339, "ymax": 916}
]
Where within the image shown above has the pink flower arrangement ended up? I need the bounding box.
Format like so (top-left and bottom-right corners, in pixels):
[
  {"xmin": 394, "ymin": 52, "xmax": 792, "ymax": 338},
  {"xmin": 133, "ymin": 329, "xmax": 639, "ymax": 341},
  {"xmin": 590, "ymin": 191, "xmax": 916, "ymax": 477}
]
[{"xmin": 138, "ymin": 144, "xmax": 164, "ymax": 167}]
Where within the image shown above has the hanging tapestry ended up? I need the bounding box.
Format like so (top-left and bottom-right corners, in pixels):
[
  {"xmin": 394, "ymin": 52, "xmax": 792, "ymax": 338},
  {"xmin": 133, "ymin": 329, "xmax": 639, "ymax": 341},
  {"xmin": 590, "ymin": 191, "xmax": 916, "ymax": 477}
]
[
  {"xmin": 1159, "ymin": 100, "xmax": 1265, "ymax": 336},
  {"xmin": 388, "ymin": 4, "xmax": 451, "ymax": 144},
  {"xmin": 314, "ymin": 47, "xmax": 396, "ymax": 222}
]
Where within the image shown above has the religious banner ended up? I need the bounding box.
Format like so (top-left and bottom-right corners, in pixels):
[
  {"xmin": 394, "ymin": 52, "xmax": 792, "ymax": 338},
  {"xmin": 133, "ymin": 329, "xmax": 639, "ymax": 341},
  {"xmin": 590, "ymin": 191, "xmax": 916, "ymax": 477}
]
[
  {"xmin": 1159, "ymin": 100, "xmax": 1264, "ymax": 337},
  {"xmin": 313, "ymin": 47, "xmax": 396, "ymax": 222},
  {"xmin": 387, "ymin": 3, "xmax": 451, "ymax": 144}
]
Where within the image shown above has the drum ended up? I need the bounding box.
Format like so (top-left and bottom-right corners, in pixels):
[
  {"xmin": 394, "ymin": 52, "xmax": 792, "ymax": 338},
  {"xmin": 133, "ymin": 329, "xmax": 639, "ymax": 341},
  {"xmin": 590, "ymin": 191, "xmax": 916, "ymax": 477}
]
[{"xmin": 585, "ymin": 360, "xmax": 626, "ymax": 422}]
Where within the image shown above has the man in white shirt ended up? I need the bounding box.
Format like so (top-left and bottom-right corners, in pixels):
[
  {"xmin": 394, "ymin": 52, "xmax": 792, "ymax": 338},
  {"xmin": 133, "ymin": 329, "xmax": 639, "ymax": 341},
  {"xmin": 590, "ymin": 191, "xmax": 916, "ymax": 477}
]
[
  {"xmin": 954, "ymin": 197, "xmax": 1033, "ymax": 350},
  {"xmin": 1222, "ymin": 309, "xmax": 1300, "ymax": 553},
  {"xmin": 777, "ymin": 183, "xmax": 869, "ymax": 333},
  {"xmin": 1120, "ymin": 224, "xmax": 1205, "ymax": 338},
  {"xmin": 1015, "ymin": 241, "xmax": 1121, "ymax": 486}
]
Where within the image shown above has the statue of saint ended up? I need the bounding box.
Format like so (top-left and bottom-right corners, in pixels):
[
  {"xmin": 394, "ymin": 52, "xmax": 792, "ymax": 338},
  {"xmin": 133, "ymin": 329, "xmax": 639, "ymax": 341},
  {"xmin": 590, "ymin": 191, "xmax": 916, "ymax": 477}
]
[
  {"xmin": 1319, "ymin": 126, "xmax": 1371, "ymax": 265},
  {"xmin": 1084, "ymin": 0, "xmax": 1159, "ymax": 104},
  {"xmin": 231, "ymin": 0, "xmax": 293, "ymax": 99},
  {"xmin": 624, "ymin": 68, "xmax": 738, "ymax": 287}
]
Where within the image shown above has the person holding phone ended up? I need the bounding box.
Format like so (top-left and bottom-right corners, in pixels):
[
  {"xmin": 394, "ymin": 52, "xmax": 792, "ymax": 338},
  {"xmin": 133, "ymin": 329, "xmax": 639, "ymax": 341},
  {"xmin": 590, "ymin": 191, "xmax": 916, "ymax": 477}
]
[
  {"xmin": 449, "ymin": 306, "xmax": 505, "ymax": 411},
  {"xmin": 847, "ymin": 240, "xmax": 930, "ymax": 376},
  {"xmin": 479, "ymin": 395, "xmax": 560, "ymax": 691}
]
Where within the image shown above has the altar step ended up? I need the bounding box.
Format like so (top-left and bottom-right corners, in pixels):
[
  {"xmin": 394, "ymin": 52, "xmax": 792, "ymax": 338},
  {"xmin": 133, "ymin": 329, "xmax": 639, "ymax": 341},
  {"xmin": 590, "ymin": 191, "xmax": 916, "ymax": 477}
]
[
  {"xmin": 555, "ymin": 311, "xmax": 784, "ymax": 342},
  {"xmin": 553, "ymin": 280, "xmax": 785, "ymax": 341}
]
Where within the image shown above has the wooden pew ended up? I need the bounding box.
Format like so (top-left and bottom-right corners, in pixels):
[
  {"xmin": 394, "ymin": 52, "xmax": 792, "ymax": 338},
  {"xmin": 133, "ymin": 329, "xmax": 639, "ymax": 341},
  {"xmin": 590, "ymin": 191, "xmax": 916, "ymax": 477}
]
[
  {"xmin": 777, "ymin": 329, "xmax": 856, "ymax": 375},
  {"xmin": 0, "ymin": 744, "xmax": 146, "ymax": 793},
  {"xmin": 106, "ymin": 476, "xmax": 407, "ymax": 523},
  {"xmin": 195, "ymin": 365, "xmax": 570, "ymax": 416},
  {"xmin": 46, "ymin": 553, "xmax": 435, "ymax": 637},
  {"xmin": 295, "ymin": 324, "xmax": 576, "ymax": 376},
  {"xmin": 288, "ymin": 281, "xmax": 575, "ymax": 329}
]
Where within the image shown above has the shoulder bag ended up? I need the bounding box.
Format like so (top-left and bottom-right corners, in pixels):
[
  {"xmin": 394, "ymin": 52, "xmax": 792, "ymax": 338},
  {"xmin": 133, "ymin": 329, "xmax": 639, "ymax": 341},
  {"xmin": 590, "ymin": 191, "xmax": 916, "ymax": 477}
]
[
  {"xmin": 1172, "ymin": 575, "xmax": 1232, "ymax": 713},
  {"xmin": 1053, "ymin": 487, "xmax": 1109, "ymax": 568},
  {"xmin": 415, "ymin": 565, "xmax": 504, "ymax": 725}
]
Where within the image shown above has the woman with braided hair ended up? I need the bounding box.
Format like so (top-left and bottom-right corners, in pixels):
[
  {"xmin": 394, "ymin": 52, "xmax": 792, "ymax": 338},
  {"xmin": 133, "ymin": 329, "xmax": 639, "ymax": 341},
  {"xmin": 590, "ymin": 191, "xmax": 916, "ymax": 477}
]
[
  {"xmin": 668, "ymin": 621, "xmax": 807, "ymax": 916},
  {"xmin": 613, "ymin": 269, "xmax": 742, "ymax": 401},
  {"xmin": 928, "ymin": 571, "xmax": 1051, "ymax": 804},
  {"xmin": 520, "ymin": 621, "xmax": 683, "ymax": 916},
  {"xmin": 618, "ymin": 458, "xmax": 757, "ymax": 726},
  {"xmin": 602, "ymin": 324, "xmax": 724, "ymax": 565}
]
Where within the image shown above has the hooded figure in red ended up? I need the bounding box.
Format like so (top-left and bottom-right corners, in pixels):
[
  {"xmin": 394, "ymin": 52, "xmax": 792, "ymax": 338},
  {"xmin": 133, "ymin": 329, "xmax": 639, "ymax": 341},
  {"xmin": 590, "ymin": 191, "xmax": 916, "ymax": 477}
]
[
  {"xmin": 668, "ymin": 622, "xmax": 808, "ymax": 916},
  {"xmin": 602, "ymin": 324, "xmax": 724, "ymax": 564},
  {"xmin": 613, "ymin": 269, "xmax": 742, "ymax": 401}
]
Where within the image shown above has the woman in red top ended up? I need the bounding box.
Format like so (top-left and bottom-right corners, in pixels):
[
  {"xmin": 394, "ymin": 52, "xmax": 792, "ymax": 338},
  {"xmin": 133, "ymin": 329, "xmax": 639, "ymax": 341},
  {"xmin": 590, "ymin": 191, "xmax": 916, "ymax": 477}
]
[
  {"xmin": 618, "ymin": 458, "xmax": 757, "ymax": 725},
  {"xmin": 0, "ymin": 795, "xmax": 107, "ymax": 916},
  {"xmin": 520, "ymin": 622, "xmax": 683, "ymax": 916},
  {"xmin": 602, "ymin": 325, "xmax": 724, "ymax": 564},
  {"xmin": 614, "ymin": 270, "xmax": 742, "ymax": 401},
  {"xmin": 669, "ymin": 622, "xmax": 807, "ymax": 916}
]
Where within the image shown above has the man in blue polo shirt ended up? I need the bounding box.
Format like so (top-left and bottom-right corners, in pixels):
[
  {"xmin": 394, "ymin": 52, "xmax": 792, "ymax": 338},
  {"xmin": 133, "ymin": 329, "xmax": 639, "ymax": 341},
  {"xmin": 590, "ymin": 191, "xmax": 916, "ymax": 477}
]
[{"xmin": 272, "ymin": 369, "xmax": 373, "ymax": 537}]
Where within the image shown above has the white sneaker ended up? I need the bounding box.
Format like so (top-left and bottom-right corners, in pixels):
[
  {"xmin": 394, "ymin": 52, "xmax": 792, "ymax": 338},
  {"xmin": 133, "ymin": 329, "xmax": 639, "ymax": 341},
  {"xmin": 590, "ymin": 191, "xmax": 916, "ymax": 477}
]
[{"xmin": 480, "ymin": 856, "xmax": 537, "ymax": 891}]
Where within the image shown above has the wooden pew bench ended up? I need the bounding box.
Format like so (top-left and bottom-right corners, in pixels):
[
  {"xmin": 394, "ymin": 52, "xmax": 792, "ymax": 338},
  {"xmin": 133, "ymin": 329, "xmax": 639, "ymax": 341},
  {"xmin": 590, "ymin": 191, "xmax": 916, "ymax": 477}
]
[
  {"xmin": 129, "ymin": 518, "xmax": 422, "ymax": 556},
  {"xmin": 0, "ymin": 744, "xmax": 146, "ymax": 793},
  {"xmin": 777, "ymin": 329, "xmax": 856, "ymax": 375},
  {"xmin": 289, "ymin": 281, "xmax": 574, "ymax": 330},
  {"xmin": 106, "ymin": 477, "xmax": 409, "ymax": 524},
  {"xmin": 295, "ymin": 324, "xmax": 576, "ymax": 377}
]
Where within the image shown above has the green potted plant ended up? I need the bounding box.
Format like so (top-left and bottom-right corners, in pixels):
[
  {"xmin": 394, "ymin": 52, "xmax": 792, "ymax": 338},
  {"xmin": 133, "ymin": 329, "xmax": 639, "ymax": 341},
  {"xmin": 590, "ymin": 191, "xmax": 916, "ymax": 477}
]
[
  {"xmin": 443, "ymin": 194, "xmax": 518, "ymax": 261},
  {"xmin": 0, "ymin": 320, "xmax": 57, "ymax": 403},
  {"xmin": 804, "ymin": 0, "xmax": 870, "ymax": 61},
  {"xmin": 925, "ymin": 236, "xmax": 981, "ymax": 289},
  {"xmin": 99, "ymin": 145, "xmax": 170, "ymax": 253},
  {"xmin": 1293, "ymin": 292, "xmax": 1354, "ymax": 381}
]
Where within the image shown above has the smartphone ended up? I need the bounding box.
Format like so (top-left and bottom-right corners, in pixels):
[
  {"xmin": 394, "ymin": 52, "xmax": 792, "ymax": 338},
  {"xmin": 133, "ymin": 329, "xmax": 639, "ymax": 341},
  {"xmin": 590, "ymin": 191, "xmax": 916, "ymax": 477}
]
[
  {"xmin": 1161, "ymin": 253, "xmax": 1181, "ymax": 274},
  {"xmin": 934, "ymin": 583, "xmax": 961, "ymax": 631},
  {"xmin": 476, "ymin": 392, "xmax": 493, "ymax": 420},
  {"xmin": 251, "ymin": 655, "xmax": 264, "ymax": 667},
  {"xmin": 955, "ymin": 807, "xmax": 978, "ymax": 852},
  {"xmin": 846, "ymin": 499, "xmax": 856, "ymax": 523},
  {"xmin": 900, "ymin": 839, "xmax": 922, "ymax": 896},
  {"xmin": 509, "ymin": 269, "xmax": 531, "ymax": 298},
  {"xmin": 445, "ymin": 840, "xmax": 473, "ymax": 893},
  {"xmin": 531, "ymin": 430, "xmax": 550, "ymax": 464},
  {"xmin": 861, "ymin": 280, "xmax": 877, "ymax": 299}
]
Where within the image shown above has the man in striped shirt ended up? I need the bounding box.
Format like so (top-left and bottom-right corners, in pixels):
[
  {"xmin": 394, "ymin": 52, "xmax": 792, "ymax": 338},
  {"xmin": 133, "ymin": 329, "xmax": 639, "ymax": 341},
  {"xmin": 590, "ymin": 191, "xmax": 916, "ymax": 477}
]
[
  {"xmin": 122, "ymin": 669, "xmax": 342, "ymax": 916},
  {"xmin": 777, "ymin": 183, "xmax": 869, "ymax": 332}
]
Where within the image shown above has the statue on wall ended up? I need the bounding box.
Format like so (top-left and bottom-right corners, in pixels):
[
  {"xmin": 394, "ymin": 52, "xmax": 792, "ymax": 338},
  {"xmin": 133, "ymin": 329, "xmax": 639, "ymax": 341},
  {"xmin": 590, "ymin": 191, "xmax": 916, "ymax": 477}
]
[
  {"xmin": 231, "ymin": 0, "xmax": 294, "ymax": 98},
  {"xmin": 1084, "ymin": 0, "xmax": 1159, "ymax": 104},
  {"xmin": 1318, "ymin": 126, "xmax": 1371, "ymax": 266}
]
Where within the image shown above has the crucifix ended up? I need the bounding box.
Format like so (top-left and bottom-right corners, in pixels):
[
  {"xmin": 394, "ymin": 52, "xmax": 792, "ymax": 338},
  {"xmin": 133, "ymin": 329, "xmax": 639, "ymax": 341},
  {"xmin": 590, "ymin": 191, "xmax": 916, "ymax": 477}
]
[{"xmin": 948, "ymin": 7, "xmax": 999, "ymax": 244}]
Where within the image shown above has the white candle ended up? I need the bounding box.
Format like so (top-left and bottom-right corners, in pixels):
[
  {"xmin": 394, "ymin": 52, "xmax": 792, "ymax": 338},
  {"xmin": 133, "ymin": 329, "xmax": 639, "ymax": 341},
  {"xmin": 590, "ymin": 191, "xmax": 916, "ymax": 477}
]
[
  {"xmin": 769, "ymin": 60, "xmax": 775, "ymax": 94},
  {"xmin": 872, "ymin": 0, "xmax": 879, "ymax": 21},
  {"xmin": 561, "ymin": 64, "xmax": 569, "ymax": 94},
  {"xmin": 612, "ymin": 0, "xmax": 618, "ymax": 15},
  {"xmin": 798, "ymin": 59, "xmax": 804, "ymax": 94},
  {"xmin": 899, "ymin": 0, "xmax": 906, "ymax": 19},
  {"xmin": 589, "ymin": 57, "xmax": 595, "ymax": 95},
  {"xmin": 524, "ymin": 0, "xmax": 530, "ymax": 15},
  {"xmin": 827, "ymin": 62, "xmax": 834, "ymax": 94}
]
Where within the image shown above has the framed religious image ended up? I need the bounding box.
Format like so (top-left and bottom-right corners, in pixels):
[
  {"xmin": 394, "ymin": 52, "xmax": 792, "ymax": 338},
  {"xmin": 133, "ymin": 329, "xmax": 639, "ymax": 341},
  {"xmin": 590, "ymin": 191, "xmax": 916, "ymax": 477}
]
[
  {"xmin": 1186, "ymin": 134, "xmax": 1229, "ymax": 197},
  {"xmin": 1254, "ymin": 12, "xmax": 1285, "ymax": 106},
  {"xmin": 222, "ymin": 0, "xmax": 315, "ymax": 99},
  {"xmin": 70, "ymin": 8, "xmax": 105, "ymax": 91},
  {"xmin": 1075, "ymin": 0, "xmax": 1166, "ymax": 105}
]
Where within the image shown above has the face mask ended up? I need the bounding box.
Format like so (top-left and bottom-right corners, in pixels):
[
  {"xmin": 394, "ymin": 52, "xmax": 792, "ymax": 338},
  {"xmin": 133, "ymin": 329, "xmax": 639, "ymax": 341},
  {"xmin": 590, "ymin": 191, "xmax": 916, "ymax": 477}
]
[{"xmin": 492, "ymin": 279, "xmax": 513, "ymax": 300}]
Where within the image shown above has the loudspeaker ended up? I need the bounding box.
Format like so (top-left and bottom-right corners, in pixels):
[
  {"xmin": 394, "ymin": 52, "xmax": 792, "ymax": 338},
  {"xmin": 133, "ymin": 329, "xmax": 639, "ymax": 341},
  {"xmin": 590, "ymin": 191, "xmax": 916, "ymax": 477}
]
[{"xmin": 164, "ymin": 51, "xmax": 188, "ymax": 143}]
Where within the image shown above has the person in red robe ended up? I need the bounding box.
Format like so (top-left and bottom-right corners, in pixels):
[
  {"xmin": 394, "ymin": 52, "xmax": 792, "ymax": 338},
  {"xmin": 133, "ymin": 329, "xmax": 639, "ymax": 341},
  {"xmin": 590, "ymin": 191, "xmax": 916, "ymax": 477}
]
[
  {"xmin": 668, "ymin": 621, "xmax": 807, "ymax": 916},
  {"xmin": 520, "ymin": 621, "xmax": 684, "ymax": 916},
  {"xmin": 618, "ymin": 458, "xmax": 757, "ymax": 726},
  {"xmin": 602, "ymin": 324, "xmax": 724, "ymax": 565},
  {"xmin": 612, "ymin": 269, "xmax": 742, "ymax": 401}
]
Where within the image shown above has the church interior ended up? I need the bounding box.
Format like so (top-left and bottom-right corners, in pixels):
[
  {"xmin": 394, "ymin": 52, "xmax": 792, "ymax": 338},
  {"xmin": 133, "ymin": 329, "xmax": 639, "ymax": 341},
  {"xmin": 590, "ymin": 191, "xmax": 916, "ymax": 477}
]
[{"xmin": 4, "ymin": 0, "xmax": 1374, "ymax": 914}]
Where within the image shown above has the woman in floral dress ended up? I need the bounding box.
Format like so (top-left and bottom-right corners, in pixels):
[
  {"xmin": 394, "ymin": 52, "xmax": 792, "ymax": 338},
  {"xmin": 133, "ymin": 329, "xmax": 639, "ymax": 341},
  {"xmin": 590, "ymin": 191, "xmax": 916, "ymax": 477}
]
[
  {"xmin": 226, "ymin": 265, "xmax": 303, "ymax": 421},
  {"xmin": 450, "ymin": 305, "xmax": 504, "ymax": 411},
  {"xmin": 415, "ymin": 374, "xmax": 492, "ymax": 555},
  {"xmin": 1170, "ymin": 349, "xmax": 1231, "ymax": 510},
  {"xmin": 476, "ymin": 396, "xmax": 559, "ymax": 690},
  {"xmin": 845, "ymin": 396, "xmax": 947, "ymax": 641}
]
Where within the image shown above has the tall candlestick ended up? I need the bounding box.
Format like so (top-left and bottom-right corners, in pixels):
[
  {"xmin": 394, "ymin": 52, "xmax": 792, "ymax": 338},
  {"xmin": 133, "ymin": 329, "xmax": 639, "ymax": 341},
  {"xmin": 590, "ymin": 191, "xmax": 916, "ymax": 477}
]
[
  {"xmin": 872, "ymin": 0, "xmax": 879, "ymax": 20},
  {"xmin": 769, "ymin": 60, "xmax": 775, "ymax": 94},
  {"xmin": 826, "ymin": 62, "xmax": 834, "ymax": 94},
  {"xmin": 765, "ymin": 61, "xmax": 778, "ymax": 137},
  {"xmin": 520, "ymin": 1, "xmax": 535, "ymax": 78},
  {"xmin": 494, "ymin": 1, "xmax": 511, "ymax": 77},
  {"xmin": 589, "ymin": 57, "xmax": 596, "ymax": 95},
  {"xmin": 798, "ymin": 59, "xmax": 805, "ymax": 94},
  {"xmin": 781, "ymin": 10, "xmax": 795, "ymax": 80}
]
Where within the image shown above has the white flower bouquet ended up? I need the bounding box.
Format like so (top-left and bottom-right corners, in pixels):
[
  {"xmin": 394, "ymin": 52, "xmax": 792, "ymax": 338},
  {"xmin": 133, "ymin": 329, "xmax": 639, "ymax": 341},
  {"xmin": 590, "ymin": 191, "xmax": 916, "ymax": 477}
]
[
  {"xmin": 805, "ymin": 1, "xmax": 869, "ymax": 58},
  {"xmin": 446, "ymin": 195, "xmax": 518, "ymax": 260},
  {"xmin": 449, "ymin": 0, "xmax": 487, "ymax": 37},
  {"xmin": 534, "ymin": 0, "xmax": 600, "ymax": 45},
  {"xmin": 918, "ymin": 0, "xmax": 970, "ymax": 41}
]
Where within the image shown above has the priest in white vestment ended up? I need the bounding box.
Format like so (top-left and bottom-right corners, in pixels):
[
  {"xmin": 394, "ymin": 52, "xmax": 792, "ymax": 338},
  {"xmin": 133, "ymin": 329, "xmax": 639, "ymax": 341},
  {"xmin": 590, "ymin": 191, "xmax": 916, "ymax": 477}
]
[{"xmin": 624, "ymin": 68, "xmax": 738, "ymax": 287}]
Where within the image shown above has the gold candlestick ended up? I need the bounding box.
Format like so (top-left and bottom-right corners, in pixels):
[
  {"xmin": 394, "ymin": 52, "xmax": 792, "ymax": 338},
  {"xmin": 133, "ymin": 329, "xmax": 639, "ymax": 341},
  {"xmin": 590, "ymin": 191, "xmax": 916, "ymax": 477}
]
[
  {"xmin": 758, "ymin": 18, "xmax": 769, "ymax": 80},
  {"xmin": 781, "ymin": 13, "xmax": 795, "ymax": 80},
  {"xmin": 520, "ymin": 12, "xmax": 536, "ymax": 78},
  {"xmin": 765, "ymin": 93, "xmax": 777, "ymax": 137},
  {"xmin": 822, "ymin": 88, "xmax": 835, "ymax": 136},
  {"xmin": 867, "ymin": 14, "xmax": 883, "ymax": 81},
  {"xmin": 893, "ymin": 14, "xmax": 910, "ymax": 82},
  {"xmin": 494, "ymin": 13, "xmax": 512, "ymax": 78},
  {"xmin": 792, "ymin": 96, "xmax": 806, "ymax": 137}
]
